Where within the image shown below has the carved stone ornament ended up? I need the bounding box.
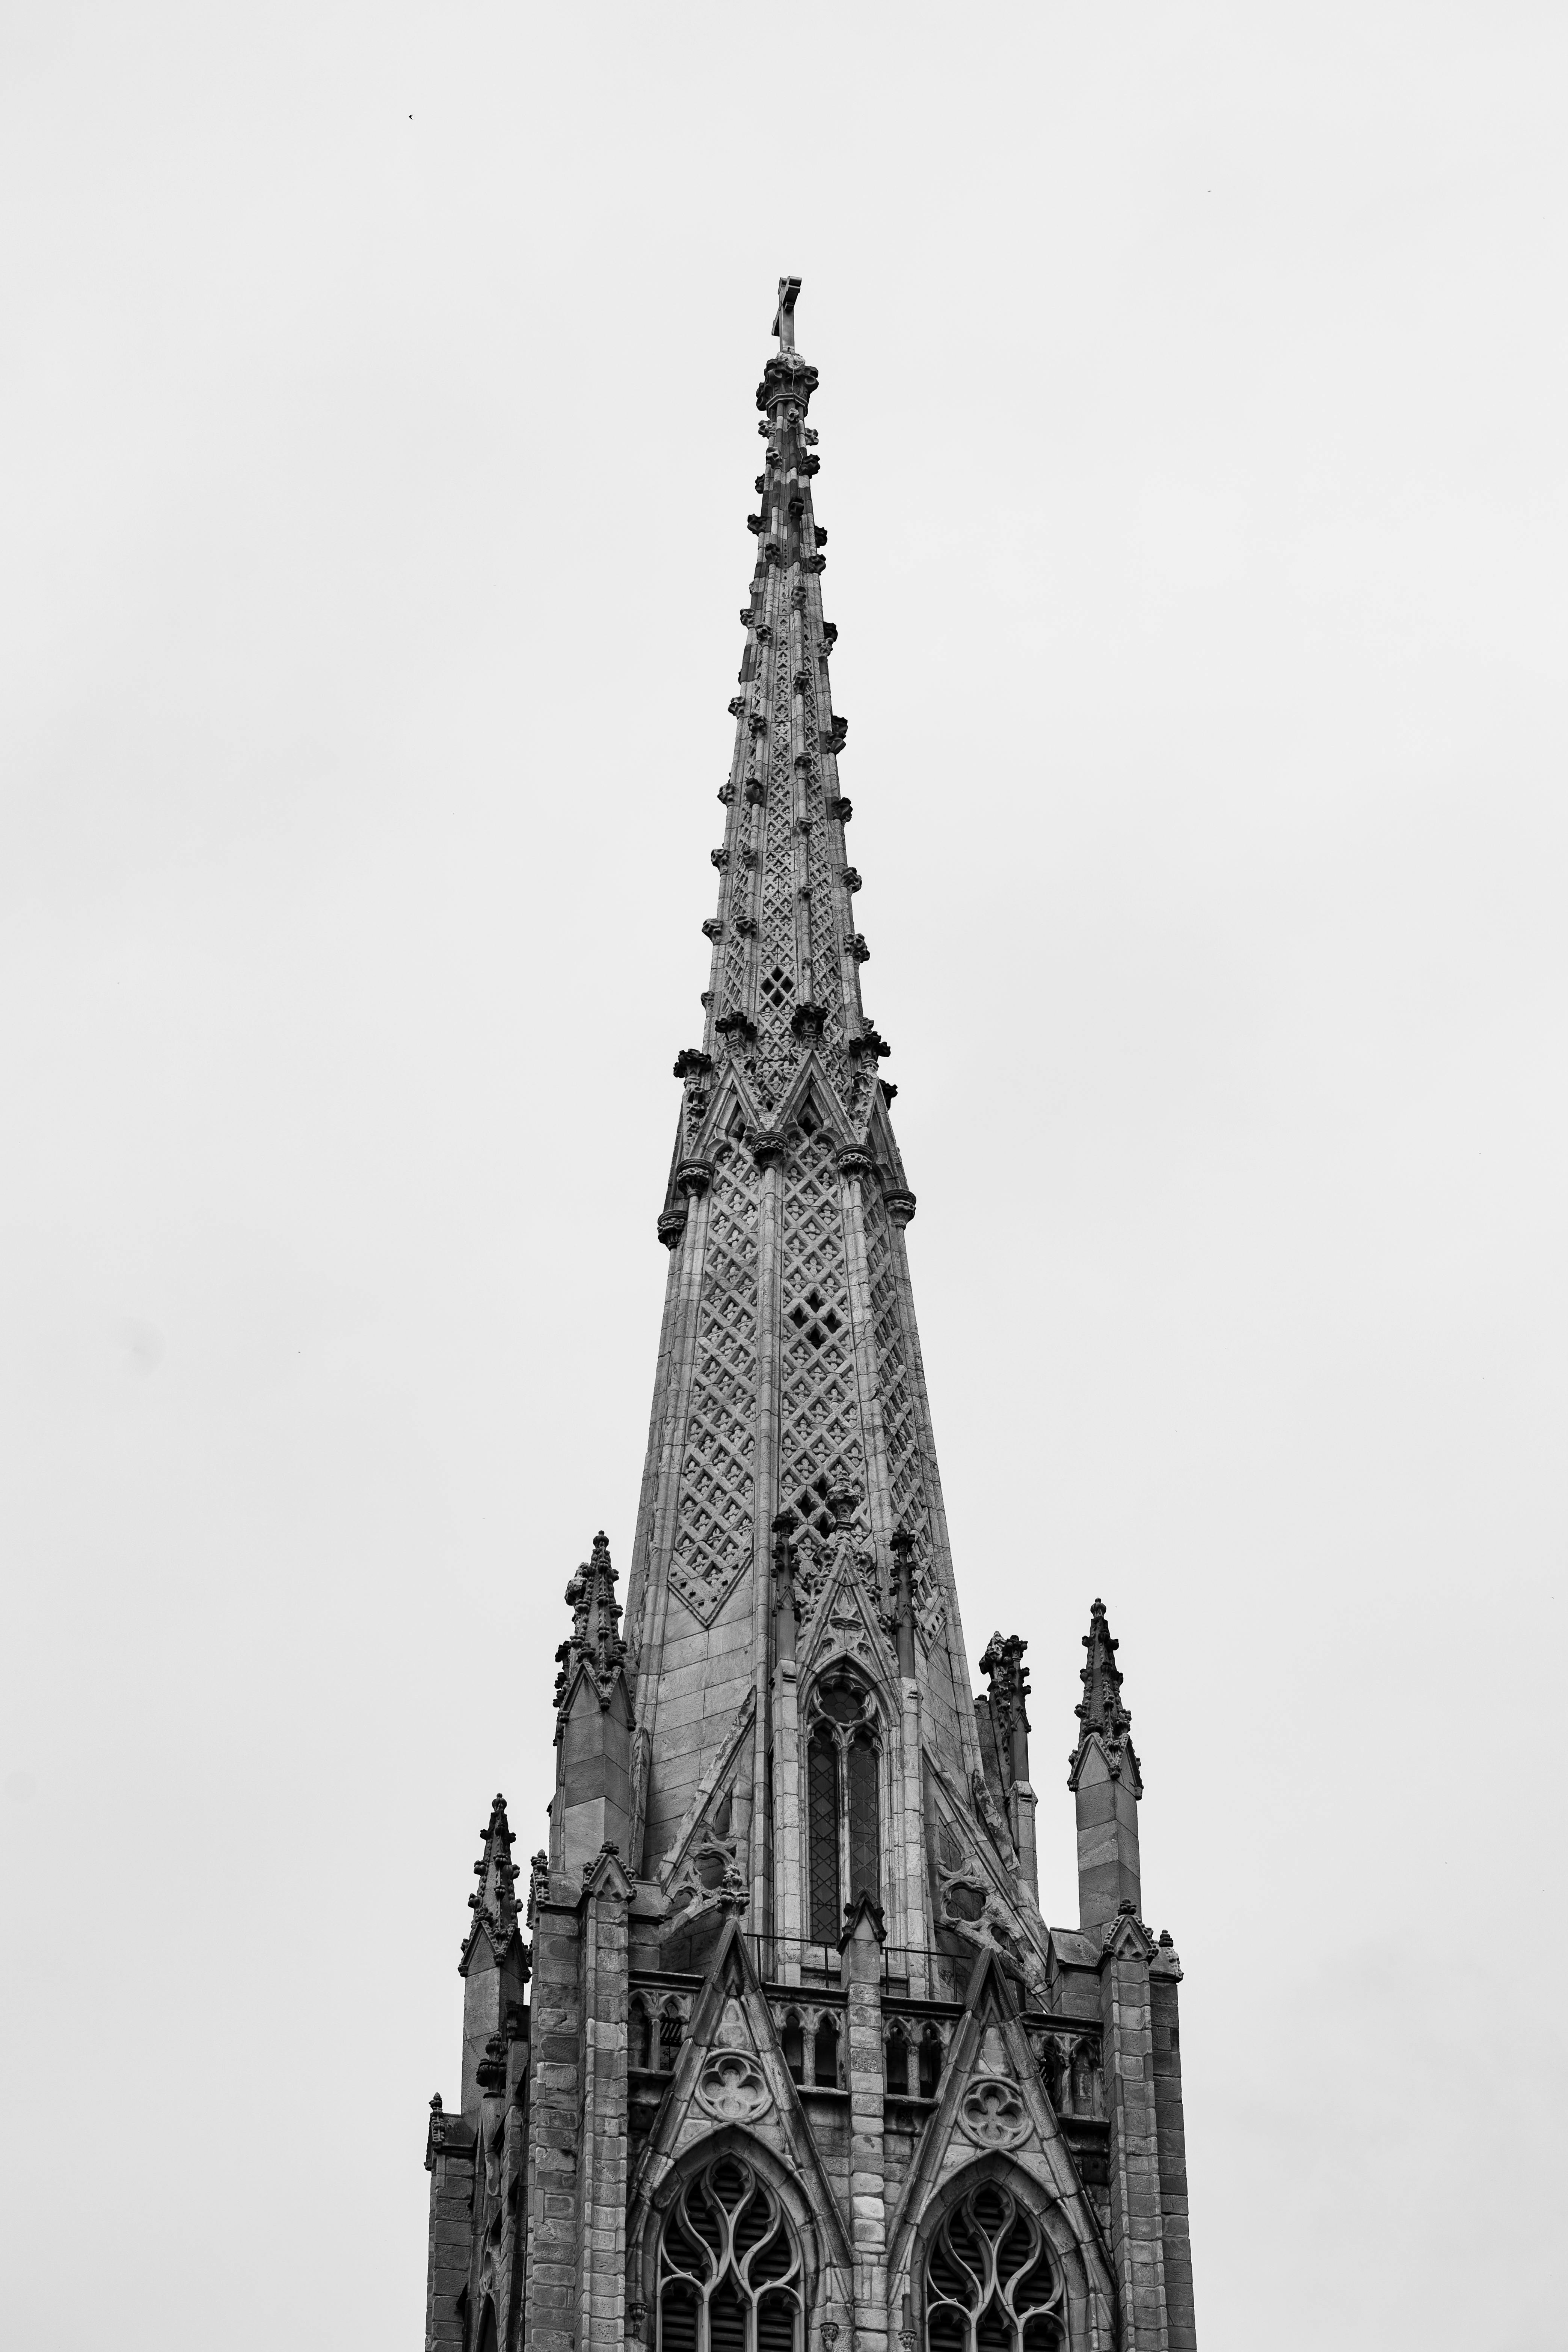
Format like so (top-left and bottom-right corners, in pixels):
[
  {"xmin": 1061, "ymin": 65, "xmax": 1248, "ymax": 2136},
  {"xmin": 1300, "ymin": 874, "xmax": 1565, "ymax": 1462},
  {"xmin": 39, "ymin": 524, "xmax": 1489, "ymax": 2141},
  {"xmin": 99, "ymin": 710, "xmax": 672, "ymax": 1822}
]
[
  {"xmin": 958, "ymin": 2071, "xmax": 1030, "ymax": 2150},
  {"xmin": 827, "ymin": 794, "xmax": 851, "ymax": 824},
  {"xmin": 657, "ymin": 1209, "xmax": 688, "ymax": 1250},
  {"xmin": 745, "ymin": 777, "xmax": 767, "ymax": 806},
  {"xmin": 751, "ymin": 1128, "xmax": 788, "ymax": 1167},
  {"xmin": 695, "ymin": 2049, "xmax": 772, "ymax": 2124},
  {"xmin": 718, "ymin": 781, "xmax": 736, "ymax": 805},
  {"xmin": 841, "ymin": 866, "xmax": 862, "ymax": 893},
  {"xmin": 884, "ymin": 1187, "xmax": 916, "ymax": 1226},
  {"xmin": 675, "ymin": 1158, "xmax": 715, "ymax": 1198},
  {"xmin": 835, "ymin": 1143, "xmax": 876, "ymax": 1183},
  {"xmin": 702, "ymin": 917, "xmax": 724, "ymax": 942}
]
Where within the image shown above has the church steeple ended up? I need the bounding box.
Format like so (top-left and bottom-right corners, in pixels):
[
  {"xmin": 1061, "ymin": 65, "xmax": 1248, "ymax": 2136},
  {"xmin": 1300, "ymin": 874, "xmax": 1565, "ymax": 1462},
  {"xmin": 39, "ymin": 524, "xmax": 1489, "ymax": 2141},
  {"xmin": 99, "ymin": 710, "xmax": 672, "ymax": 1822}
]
[
  {"xmin": 625, "ymin": 278, "xmax": 979, "ymax": 1963},
  {"xmin": 421, "ymin": 287, "xmax": 1200, "ymax": 2352}
]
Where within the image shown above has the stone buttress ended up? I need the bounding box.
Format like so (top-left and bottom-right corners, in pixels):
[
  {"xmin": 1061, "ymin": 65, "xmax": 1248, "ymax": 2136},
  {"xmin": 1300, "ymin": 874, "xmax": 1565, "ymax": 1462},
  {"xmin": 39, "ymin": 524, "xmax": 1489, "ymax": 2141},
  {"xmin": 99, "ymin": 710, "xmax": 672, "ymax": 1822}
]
[{"xmin": 421, "ymin": 282, "xmax": 1199, "ymax": 2352}]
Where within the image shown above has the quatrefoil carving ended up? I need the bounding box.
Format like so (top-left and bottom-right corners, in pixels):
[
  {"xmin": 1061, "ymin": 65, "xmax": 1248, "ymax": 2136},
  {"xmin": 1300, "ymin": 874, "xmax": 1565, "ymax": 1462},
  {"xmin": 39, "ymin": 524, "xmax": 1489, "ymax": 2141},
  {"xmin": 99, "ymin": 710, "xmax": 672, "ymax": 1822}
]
[
  {"xmin": 958, "ymin": 2073, "xmax": 1029, "ymax": 2149},
  {"xmin": 695, "ymin": 2050, "xmax": 771, "ymax": 2123}
]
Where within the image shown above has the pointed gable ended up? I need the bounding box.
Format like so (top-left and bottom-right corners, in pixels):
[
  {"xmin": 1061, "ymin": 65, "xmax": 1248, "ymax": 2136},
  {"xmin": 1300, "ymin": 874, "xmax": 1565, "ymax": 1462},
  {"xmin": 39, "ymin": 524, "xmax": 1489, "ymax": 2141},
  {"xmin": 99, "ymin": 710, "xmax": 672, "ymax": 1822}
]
[
  {"xmin": 886, "ymin": 1945, "xmax": 1114, "ymax": 2316},
  {"xmin": 627, "ymin": 1916, "xmax": 853, "ymax": 2281}
]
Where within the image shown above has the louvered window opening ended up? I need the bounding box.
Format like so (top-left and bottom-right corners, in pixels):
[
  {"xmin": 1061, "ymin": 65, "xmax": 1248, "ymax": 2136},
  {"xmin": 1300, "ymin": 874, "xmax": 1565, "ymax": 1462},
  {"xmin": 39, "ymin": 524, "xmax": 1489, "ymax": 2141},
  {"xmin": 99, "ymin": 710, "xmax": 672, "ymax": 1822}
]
[
  {"xmin": 657, "ymin": 2155, "xmax": 802, "ymax": 2352},
  {"xmin": 925, "ymin": 2181, "xmax": 1062, "ymax": 2352},
  {"xmin": 806, "ymin": 1676, "xmax": 881, "ymax": 1947}
]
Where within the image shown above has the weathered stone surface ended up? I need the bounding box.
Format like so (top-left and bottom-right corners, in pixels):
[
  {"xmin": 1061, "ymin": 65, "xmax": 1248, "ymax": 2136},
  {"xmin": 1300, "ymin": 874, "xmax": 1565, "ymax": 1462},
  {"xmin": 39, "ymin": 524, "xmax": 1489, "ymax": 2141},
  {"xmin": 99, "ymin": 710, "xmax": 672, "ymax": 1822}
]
[{"xmin": 419, "ymin": 281, "xmax": 1198, "ymax": 2352}]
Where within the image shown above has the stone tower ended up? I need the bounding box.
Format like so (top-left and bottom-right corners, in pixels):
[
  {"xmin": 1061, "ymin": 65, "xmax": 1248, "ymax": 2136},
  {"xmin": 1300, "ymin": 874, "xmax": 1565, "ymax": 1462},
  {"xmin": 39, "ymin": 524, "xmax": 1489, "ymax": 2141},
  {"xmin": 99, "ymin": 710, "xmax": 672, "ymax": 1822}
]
[{"xmin": 422, "ymin": 282, "xmax": 1197, "ymax": 2352}]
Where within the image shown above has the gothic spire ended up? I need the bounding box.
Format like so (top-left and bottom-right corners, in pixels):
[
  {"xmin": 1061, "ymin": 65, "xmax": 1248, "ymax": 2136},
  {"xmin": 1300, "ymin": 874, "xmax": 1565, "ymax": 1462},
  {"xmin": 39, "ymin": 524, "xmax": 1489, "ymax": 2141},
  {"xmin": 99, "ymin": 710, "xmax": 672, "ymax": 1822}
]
[
  {"xmin": 681, "ymin": 276, "xmax": 887, "ymax": 1141},
  {"xmin": 623, "ymin": 282, "xmax": 983, "ymax": 1972}
]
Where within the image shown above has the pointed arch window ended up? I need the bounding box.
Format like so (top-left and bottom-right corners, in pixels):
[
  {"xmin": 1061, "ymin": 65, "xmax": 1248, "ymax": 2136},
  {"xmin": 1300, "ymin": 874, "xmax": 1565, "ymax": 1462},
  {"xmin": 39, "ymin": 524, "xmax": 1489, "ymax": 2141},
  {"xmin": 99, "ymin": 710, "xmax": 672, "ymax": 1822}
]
[
  {"xmin": 924, "ymin": 2180, "xmax": 1063, "ymax": 2352},
  {"xmin": 657, "ymin": 2154, "xmax": 803, "ymax": 2352},
  {"xmin": 805, "ymin": 1671, "xmax": 881, "ymax": 1945}
]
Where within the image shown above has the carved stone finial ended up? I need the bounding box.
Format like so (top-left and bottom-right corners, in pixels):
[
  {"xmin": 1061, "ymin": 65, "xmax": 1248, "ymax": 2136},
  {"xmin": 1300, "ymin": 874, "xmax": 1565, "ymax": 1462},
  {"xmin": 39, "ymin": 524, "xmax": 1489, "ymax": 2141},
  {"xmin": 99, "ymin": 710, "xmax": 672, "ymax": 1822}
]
[
  {"xmin": 459, "ymin": 1792, "xmax": 522, "ymax": 1974},
  {"xmin": 838, "ymin": 1889, "xmax": 888, "ymax": 1952},
  {"xmin": 789, "ymin": 1000, "xmax": 826, "ymax": 1044},
  {"xmin": 1070, "ymin": 1595, "xmax": 1142, "ymax": 1794},
  {"xmin": 773, "ymin": 275, "xmax": 801, "ymax": 351},
  {"xmin": 826, "ymin": 1482, "xmax": 858, "ymax": 1529}
]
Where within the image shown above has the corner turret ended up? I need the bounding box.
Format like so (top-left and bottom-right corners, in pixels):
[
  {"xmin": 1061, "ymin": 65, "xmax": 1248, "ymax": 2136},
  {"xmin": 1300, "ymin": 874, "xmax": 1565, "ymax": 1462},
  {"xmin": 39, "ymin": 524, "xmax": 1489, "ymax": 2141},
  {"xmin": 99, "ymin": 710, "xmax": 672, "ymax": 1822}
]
[
  {"xmin": 550, "ymin": 1532, "xmax": 637, "ymax": 1880},
  {"xmin": 1068, "ymin": 1598, "xmax": 1143, "ymax": 1931},
  {"xmin": 457, "ymin": 1792, "xmax": 528, "ymax": 2117}
]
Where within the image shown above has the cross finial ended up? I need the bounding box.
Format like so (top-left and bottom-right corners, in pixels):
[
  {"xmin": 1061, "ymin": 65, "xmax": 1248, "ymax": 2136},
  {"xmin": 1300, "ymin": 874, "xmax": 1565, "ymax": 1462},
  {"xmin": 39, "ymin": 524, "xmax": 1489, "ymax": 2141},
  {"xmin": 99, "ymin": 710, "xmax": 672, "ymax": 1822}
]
[{"xmin": 773, "ymin": 276, "xmax": 801, "ymax": 351}]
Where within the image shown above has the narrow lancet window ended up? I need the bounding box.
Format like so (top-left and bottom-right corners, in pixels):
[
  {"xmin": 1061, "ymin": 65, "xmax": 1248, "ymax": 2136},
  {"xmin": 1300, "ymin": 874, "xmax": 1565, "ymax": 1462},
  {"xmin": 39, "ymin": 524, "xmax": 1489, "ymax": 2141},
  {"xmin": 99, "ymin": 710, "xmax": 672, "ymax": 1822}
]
[
  {"xmin": 807, "ymin": 1722, "xmax": 841, "ymax": 1943},
  {"xmin": 806, "ymin": 1671, "xmax": 881, "ymax": 1945}
]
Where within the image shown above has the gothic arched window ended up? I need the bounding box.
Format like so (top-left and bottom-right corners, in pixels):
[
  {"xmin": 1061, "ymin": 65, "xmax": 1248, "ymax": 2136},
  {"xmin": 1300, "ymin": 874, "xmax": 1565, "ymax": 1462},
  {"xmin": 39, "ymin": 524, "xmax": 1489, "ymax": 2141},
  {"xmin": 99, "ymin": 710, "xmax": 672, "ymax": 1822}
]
[
  {"xmin": 925, "ymin": 2180, "xmax": 1062, "ymax": 2352},
  {"xmin": 657, "ymin": 2153, "xmax": 802, "ymax": 2352},
  {"xmin": 805, "ymin": 1671, "xmax": 881, "ymax": 1944}
]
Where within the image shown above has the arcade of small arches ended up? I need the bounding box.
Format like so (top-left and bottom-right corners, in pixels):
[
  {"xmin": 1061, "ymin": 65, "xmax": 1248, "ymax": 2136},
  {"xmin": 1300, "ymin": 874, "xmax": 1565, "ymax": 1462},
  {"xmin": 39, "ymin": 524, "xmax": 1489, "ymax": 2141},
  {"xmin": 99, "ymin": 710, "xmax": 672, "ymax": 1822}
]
[
  {"xmin": 628, "ymin": 1993, "xmax": 954, "ymax": 2103},
  {"xmin": 630, "ymin": 1992, "xmax": 691, "ymax": 2075}
]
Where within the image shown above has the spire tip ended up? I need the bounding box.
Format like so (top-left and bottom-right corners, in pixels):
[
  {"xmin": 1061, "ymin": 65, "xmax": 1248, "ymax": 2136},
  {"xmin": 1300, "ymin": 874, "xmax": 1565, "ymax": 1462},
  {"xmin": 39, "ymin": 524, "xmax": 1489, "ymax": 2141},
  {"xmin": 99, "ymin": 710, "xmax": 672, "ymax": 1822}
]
[{"xmin": 773, "ymin": 276, "xmax": 801, "ymax": 351}]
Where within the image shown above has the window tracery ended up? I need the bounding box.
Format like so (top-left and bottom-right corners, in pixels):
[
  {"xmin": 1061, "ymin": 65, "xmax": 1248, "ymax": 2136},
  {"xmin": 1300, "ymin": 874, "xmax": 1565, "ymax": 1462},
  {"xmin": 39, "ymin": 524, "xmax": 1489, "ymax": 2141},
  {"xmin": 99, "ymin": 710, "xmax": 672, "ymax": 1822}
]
[
  {"xmin": 804, "ymin": 1671, "xmax": 881, "ymax": 1944},
  {"xmin": 656, "ymin": 2154, "xmax": 802, "ymax": 2352},
  {"xmin": 924, "ymin": 2180, "xmax": 1063, "ymax": 2352}
]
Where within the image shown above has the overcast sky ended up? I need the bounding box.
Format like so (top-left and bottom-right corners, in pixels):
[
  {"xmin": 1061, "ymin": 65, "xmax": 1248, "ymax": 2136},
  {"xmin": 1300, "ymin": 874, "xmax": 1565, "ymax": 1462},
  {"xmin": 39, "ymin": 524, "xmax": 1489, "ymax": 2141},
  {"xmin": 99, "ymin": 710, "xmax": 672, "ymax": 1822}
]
[{"xmin": 2, "ymin": 5, "xmax": 1564, "ymax": 2346}]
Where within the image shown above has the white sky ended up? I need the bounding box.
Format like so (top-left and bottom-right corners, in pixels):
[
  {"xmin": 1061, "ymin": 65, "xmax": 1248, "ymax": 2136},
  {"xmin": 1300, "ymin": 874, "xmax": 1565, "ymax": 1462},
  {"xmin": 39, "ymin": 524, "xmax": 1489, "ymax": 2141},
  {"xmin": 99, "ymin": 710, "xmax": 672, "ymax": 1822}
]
[{"xmin": 2, "ymin": 5, "xmax": 1564, "ymax": 2346}]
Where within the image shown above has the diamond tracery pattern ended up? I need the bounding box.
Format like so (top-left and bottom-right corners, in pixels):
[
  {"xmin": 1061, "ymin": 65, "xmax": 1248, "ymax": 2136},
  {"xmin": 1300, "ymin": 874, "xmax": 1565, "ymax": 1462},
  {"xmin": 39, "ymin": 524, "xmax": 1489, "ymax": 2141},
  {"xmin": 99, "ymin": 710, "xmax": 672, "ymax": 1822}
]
[
  {"xmin": 671, "ymin": 1148, "xmax": 759, "ymax": 1626},
  {"xmin": 755, "ymin": 636, "xmax": 797, "ymax": 1105},
  {"xmin": 779, "ymin": 1125, "xmax": 865, "ymax": 1546}
]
